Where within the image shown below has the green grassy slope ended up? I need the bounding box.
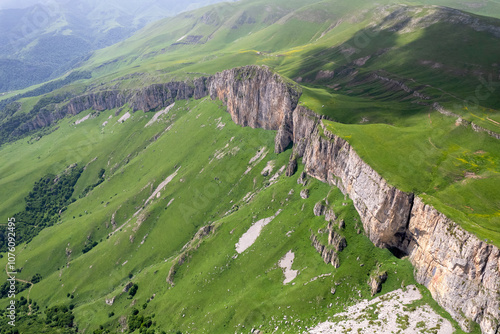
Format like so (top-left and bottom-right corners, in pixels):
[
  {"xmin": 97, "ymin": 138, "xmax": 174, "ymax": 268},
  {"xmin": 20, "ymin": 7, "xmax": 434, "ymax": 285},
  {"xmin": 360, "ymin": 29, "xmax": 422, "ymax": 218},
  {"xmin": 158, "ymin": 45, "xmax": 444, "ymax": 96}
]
[
  {"xmin": 0, "ymin": 0, "xmax": 499, "ymax": 332},
  {"xmin": 66, "ymin": 0, "xmax": 500, "ymax": 246},
  {"xmin": 0, "ymin": 98, "xmax": 478, "ymax": 333}
]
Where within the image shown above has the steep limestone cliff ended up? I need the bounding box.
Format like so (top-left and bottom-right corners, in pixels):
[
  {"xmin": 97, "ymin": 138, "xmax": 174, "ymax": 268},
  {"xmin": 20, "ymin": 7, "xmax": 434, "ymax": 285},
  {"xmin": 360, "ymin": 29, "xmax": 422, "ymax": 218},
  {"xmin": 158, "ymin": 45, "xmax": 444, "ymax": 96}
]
[
  {"xmin": 208, "ymin": 65, "xmax": 301, "ymax": 153},
  {"xmin": 301, "ymin": 122, "xmax": 414, "ymax": 251},
  {"xmin": 61, "ymin": 79, "xmax": 209, "ymax": 116},
  {"xmin": 128, "ymin": 78, "xmax": 209, "ymax": 112},
  {"xmin": 4, "ymin": 79, "xmax": 209, "ymax": 142},
  {"xmin": 208, "ymin": 65, "xmax": 500, "ymax": 333},
  {"xmin": 6, "ymin": 65, "xmax": 498, "ymax": 332},
  {"xmin": 407, "ymin": 197, "xmax": 500, "ymax": 333},
  {"xmin": 61, "ymin": 90, "xmax": 128, "ymax": 115}
]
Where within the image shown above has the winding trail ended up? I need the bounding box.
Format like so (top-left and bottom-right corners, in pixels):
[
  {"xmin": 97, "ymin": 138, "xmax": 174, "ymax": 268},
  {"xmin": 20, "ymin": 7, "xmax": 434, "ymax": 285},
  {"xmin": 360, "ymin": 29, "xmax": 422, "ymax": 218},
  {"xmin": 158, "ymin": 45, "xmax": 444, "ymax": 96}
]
[{"xmin": 5, "ymin": 263, "xmax": 33, "ymax": 315}]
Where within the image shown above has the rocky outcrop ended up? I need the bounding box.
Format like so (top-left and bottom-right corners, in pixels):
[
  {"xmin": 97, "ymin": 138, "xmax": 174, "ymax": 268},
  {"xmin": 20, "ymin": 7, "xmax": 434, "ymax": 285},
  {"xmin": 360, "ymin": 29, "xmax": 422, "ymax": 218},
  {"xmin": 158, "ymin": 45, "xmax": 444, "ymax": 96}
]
[
  {"xmin": 61, "ymin": 90, "xmax": 127, "ymax": 115},
  {"xmin": 123, "ymin": 282, "xmax": 134, "ymax": 293},
  {"xmin": 289, "ymin": 106, "xmax": 323, "ymax": 157},
  {"xmin": 328, "ymin": 229, "xmax": 347, "ymax": 252},
  {"xmin": 372, "ymin": 73, "xmax": 431, "ymax": 101},
  {"xmin": 313, "ymin": 202, "xmax": 326, "ymax": 216},
  {"xmin": 8, "ymin": 65, "xmax": 497, "ymax": 332},
  {"xmin": 208, "ymin": 65, "xmax": 301, "ymax": 153},
  {"xmin": 297, "ymin": 171, "xmax": 307, "ymax": 185},
  {"xmin": 128, "ymin": 78, "xmax": 209, "ymax": 112},
  {"xmin": 301, "ymin": 122, "xmax": 414, "ymax": 251},
  {"xmin": 285, "ymin": 154, "xmax": 298, "ymax": 176},
  {"xmin": 325, "ymin": 209, "xmax": 336, "ymax": 222},
  {"xmin": 5, "ymin": 78, "xmax": 210, "ymax": 143},
  {"xmin": 311, "ymin": 206, "xmax": 347, "ymax": 269},
  {"xmin": 369, "ymin": 270, "xmax": 388, "ymax": 296},
  {"xmin": 295, "ymin": 117, "xmax": 499, "ymax": 332},
  {"xmin": 208, "ymin": 65, "xmax": 499, "ymax": 333},
  {"xmin": 61, "ymin": 78, "xmax": 209, "ymax": 117},
  {"xmin": 434, "ymin": 103, "xmax": 500, "ymax": 140},
  {"xmin": 311, "ymin": 234, "xmax": 340, "ymax": 268},
  {"xmin": 168, "ymin": 224, "xmax": 216, "ymax": 286},
  {"xmin": 105, "ymin": 296, "xmax": 116, "ymax": 306},
  {"xmin": 406, "ymin": 197, "xmax": 500, "ymax": 332}
]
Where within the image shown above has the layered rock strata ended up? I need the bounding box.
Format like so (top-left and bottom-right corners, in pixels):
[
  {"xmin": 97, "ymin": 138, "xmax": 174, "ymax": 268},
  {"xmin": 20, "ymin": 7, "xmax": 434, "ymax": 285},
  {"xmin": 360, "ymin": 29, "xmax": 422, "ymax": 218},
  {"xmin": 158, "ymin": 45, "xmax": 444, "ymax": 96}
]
[
  {"xmin": 208, "ymin": 65, "xmax": 301, "ymax": 153},
  {"xmin": 406, "ymin": 197, "xmax": 500, "ymax": 332},
  {"xmin": 11, "ymin": 65, "xmax": 498, "ymax": 332},
  {"xmin": 311, "ymin": 233, "xmax": 341, "ymax": 268},
  {"xmin": 10, "ymin": 79, "xmax": 209, "ymax": 139},
  {"xmin": 208, "ymin": 66, "xmax": 500, "ymax": 333}
]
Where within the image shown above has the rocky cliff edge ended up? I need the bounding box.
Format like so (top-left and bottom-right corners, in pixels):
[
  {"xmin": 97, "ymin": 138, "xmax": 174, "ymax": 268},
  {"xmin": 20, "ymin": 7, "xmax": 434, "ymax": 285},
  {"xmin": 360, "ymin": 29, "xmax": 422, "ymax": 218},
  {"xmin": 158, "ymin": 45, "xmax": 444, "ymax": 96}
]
[
  {"xmin": 208, "ymin": 66, "xmax": 500, "ymax": 334},
  {"xmin": 11, "ymin": 65, "xmax": 499, "ymax": 333}
]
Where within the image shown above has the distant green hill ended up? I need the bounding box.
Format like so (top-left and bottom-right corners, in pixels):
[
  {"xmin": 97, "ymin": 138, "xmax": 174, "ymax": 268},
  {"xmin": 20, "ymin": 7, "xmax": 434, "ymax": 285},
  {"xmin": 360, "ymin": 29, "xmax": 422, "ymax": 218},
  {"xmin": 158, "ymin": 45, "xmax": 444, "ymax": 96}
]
[{"xmin": 0, "ymin": 0, "xmax": 234, "ymax": 93}]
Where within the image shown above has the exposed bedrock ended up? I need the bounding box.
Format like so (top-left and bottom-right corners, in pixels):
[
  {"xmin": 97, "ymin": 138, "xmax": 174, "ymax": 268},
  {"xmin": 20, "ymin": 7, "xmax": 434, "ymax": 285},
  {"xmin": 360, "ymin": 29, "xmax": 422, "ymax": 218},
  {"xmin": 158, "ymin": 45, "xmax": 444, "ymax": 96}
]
[
  {"xmin": 407, "ymin": 197, "xmax": 500, "ymax": 333},
  {"xmin": 208, "ymin": 65, "xmax": 301, "ymax": 153},
  {"xmin": 301, "ymin": 122, "xmax": 414, "ymax": 250},
  {"xmin": 61, "ymin": 78, "xmax": 210, "ymax": 116},
  {"xmin": 11, "ymin": 78, "xmax": 210, "ymax": 138},
  {"xmin": 11, "ymin": 64, "xmax": 499, "ymax": 333},
  {"xmin": 208, "ymin": 65, "xmax": 500, "ymax": 333}
]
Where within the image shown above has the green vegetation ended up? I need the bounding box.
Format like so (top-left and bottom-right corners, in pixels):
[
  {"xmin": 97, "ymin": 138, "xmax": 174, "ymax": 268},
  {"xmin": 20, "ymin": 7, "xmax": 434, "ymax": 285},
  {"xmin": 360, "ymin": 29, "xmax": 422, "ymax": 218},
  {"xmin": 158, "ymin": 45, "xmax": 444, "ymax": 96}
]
[
  {"xmin": 0, "ymin": 98, "xmax": 475, "ymax": 333},
  {"xmin": 82, "ymin": 240, "xmax": 99, "ymax": 254},
  {"xmin": 324, "ymin": 116, "xmax": 500, "ymax": 246},
  {"xmin": 127, "ymin": 309, "xmax": 154, "ymax": 333},
  {"xmin": 0, "ymin": 281, "xmax": 30, "ymax": 299},
  {"xmin": 81, "ymin": 169, "xmax": 106, "ymax": 198},
  {"xmin": 45, "ymin": 305, "xmax": 76, "ymax": 329},
  {"xmin": 0, "ymin": 166, "xmax": 83, "ymax": 251},
  {"xmin": 0, "ymin": 0, "xmax": 498, "ymax": 333},
  {"xmin": 128, "ymin": 284, "xmax": 138, "ymax": 298}
]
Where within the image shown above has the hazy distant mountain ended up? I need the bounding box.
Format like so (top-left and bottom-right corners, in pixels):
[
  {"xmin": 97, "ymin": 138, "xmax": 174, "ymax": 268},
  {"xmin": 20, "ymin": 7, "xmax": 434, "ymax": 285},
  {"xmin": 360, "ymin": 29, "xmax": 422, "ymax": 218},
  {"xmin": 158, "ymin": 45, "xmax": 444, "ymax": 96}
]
[{"xmin": 0, "ymin": 0, "xmax": 234, "ymax": 92}]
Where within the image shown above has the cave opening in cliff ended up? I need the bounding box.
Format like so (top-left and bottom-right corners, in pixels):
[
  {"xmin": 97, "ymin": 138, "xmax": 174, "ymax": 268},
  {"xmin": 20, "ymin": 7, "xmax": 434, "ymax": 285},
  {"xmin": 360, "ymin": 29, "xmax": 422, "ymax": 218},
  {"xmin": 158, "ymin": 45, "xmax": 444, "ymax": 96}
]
[{"xmin": 387, "ymin": 246, "xmax": 408, "ymax": 259}]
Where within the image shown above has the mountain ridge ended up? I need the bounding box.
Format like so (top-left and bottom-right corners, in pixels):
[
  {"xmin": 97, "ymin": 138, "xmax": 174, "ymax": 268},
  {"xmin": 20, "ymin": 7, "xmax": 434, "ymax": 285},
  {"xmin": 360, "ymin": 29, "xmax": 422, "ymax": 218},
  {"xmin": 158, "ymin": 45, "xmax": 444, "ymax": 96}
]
[
  {"xmin": 0, "ymin": 1, "xmax": 499, "ymax": 333},
  {"xmin": 0, "ymin": 0, "xmax": 234, "ymax": 93}
]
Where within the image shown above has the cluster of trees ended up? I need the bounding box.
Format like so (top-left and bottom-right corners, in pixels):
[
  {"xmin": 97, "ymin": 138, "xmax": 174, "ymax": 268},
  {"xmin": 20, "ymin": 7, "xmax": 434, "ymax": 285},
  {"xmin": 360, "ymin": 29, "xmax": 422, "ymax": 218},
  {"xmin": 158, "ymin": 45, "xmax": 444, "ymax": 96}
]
[
  {"xmin": 0, "ymin": 298, "xmax": 37, "ymax": 334},
  {"xmin": 81, "ymin": 169, "xmax": 106, "ymax": 198},
  {"xmin": 0, "ymin": 102, "xmax": 20, "ymax": 122},
  {"xmin": 0, "ymin": 33, "xmax": 92, "ymax": 93},
  {"xmin": 0, "ymin": 280, "xmax": 29, "ymax": 299},
  {"xmin": 0, "ymin": 298, "xmax": 74, "ymax": 334},
  {"xmin": 0, "ymin": 273, "xmax": 42, "ymax": 299},
  {"xmin": 0, "ymin": 166, "xmax": 83, "ymax": 251},
  {"xmin": 128, "ymin": 284, "xmax": 139, "ymax": 298},
  {"xmin": 45, "ymin": 305, "xmax": 75, "ymax": 329},
  {"xmin": 0, "ymin": 59, "xmax": 52, "ymax": 93},
  {"xmin": 0, "ymin": 111, "xmax": 31, "ymax": 145},
  {"xmin": 82, "ymin": 240, "xmax": 98, "ymax": 254},
  {"xmin": 93, "ymin": 326, "xmax": 111, "ymax": 334},
  {"xmin": 127, "ymin": 309, "xmax": 154, "ymax": 333}
]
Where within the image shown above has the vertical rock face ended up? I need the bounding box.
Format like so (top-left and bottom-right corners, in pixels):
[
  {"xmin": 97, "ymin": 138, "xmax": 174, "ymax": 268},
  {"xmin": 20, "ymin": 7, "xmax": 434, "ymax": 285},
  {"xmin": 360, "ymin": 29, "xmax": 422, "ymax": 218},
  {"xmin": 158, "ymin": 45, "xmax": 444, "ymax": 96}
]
[
  {"xmin": 208, "ymin": 65, "xmax": 499, "ymax": 333},
  {"xmin": 62, "ymin": 90, "xmax": 128, "ymax": 115},
  {"xmin": 129, "ymin": 78, "xmax": 209, "ymax": 112},
  {"xmin": 311, "ymin": 233, "xmax": 341, "ymax": 268},
  {"xmin": 291, "ymin": 106, "xmax": 322, "ymax": 157},
  {"xmin": 301, "ymin": 123, "xmax": 414, "ymax": 250},
  {"xmin": 14, "ymin": 65, "xmax": 498, "ymax": 333},
  {"xmin": 407, "ymin": 197, "xmax": 500, "ymax": 333},
  {"xmin": 369, "ymin": 270, "xmax": 388, "ymax": 296},
  {"xmin": 12, "ymin": 79, "xmax": 210, "ymax": 139},
  {"xmin": 208, "ymin": 65, "xmax": 301, "ymax": 152}
]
